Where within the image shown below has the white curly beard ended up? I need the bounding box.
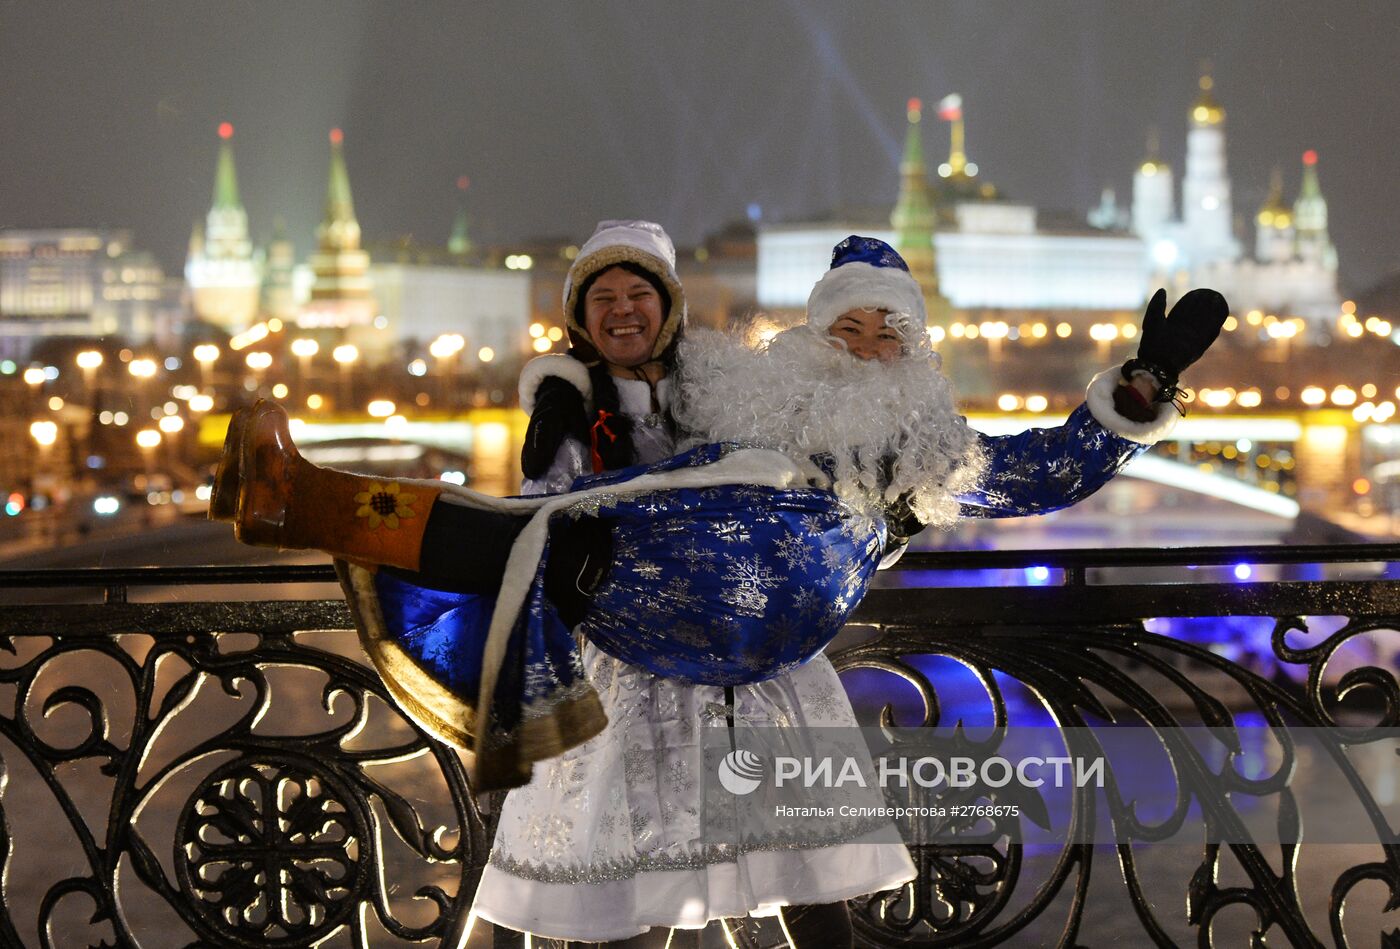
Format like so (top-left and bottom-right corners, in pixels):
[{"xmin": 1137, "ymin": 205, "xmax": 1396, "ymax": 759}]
[{"xmin": 673, "ymin": 324, "xmax": 985, "ymax": 529}]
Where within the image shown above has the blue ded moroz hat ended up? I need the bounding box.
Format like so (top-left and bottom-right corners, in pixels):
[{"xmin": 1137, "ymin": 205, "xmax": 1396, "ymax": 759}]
[{"xmin": 805, "ymin": 235, "xmax": 927, "ymax": 334}]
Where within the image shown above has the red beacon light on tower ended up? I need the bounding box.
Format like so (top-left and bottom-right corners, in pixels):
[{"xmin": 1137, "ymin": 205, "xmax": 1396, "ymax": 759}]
[
  {"xmin": 1302, "ymin": 149, "xmax": 1318, "ymax": 166},
  {"xmin": 218, "ymin": 122, "xmax": 234, "ymax": 140},
  {"xmin": 330, "ymin": 127, "xmax": 344, "ymax": 145}
]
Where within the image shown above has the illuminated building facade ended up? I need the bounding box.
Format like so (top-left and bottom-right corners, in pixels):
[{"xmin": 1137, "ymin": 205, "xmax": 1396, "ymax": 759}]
[
  {"xmin": 759, "ymin": 96, "xmax": 1149, "ymax": 314},
  {"xmin": 760, "ymin": 79, "xmax": 1341, "ymax": 323},
  {"xmin": 368, "ymin": 263, "xmax": 530, "ymax": 364},
  {"xmin": 184, "ymin": 123, "xmax": 261, "ymax": 333},
  {"xmin": 0, "ymin": 228, "xmax": 172, "ymax": 355}
]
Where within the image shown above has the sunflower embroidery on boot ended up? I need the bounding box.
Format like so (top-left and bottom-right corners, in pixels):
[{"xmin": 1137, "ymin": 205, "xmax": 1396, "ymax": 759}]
[{"xmin": 355, "ymin": 482, "xmax": 417, "ymax": 530}]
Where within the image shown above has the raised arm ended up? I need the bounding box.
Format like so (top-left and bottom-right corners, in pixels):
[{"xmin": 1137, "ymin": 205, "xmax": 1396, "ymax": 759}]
[{"xmin": 960, "ymin": 287, "xmax": 1227, "ymax": 518}]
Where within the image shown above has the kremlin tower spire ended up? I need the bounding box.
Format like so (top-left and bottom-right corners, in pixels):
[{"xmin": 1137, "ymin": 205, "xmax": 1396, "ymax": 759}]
[
  {"xmin": 318, "ymin": 127, "xmax": 361, "ymax": 253},
  {"xmin": 212, "ymin": 122, "xmax": 243, "ymax": 213},
  {"xmin": 889, "ymin": 98, "xmax": 941, "ymax": 306},
  {"xmin": 1181, "ymin": 73, "xmax": 1240, "ymax": 267},
  {"xmin": 303, "ymin": 128, "xmax": 375, "ymax": 328},
  {"xmin": 448, "ymin": 175, "xmax": 474, "ymax": 258},
  {"xmin": 941, "ymin": 95, "xmax": 968, "ymax": 178},
  {"xmin": 1255, "ymin": 167, "xmax": 1294, "ymax": 263},
  {"xmin": 1131, "ymin": 128, "xmax": 1174, "ymax": 247},
  {"xmin": 185, "ymin": 122, "xmax": 261, "ymax": 332},
  {"xmin": 1293, "ymin": 149, "xmax": 1336, "ymax": 269}
]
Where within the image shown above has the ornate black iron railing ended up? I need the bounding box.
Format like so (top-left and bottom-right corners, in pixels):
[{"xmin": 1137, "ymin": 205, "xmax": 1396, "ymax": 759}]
[{"xmin": 0, "ymin": 544, "xmax": 1395, "ymax": 947}]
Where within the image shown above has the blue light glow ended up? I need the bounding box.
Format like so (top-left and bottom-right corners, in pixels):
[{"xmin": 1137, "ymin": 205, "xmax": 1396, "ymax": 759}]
[{"xmin": 1233, "ymin": 563, "xmax": 1252, "ymax": 581}]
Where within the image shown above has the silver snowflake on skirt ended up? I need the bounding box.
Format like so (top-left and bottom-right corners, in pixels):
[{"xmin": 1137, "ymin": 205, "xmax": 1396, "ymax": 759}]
[
  {"xmin": 678, "ymin": 537, "xmax": 720, "ymax": 573},
  {"xmin": 720, "ymin": 553, "xmax": 785, "ymax": 617},
  {"xmin": 773, "ymin": 532, "xmax": 815, "ymax": 569},
  {"xmin": 632, "ymin": 560, "xmax": 663, "ymax": 579},
  {"xmin": 822, "ymin": 545, "xmax": 849, "ymax": 571},
  {"xmin": 790, "ymin": 587, "xmax": 824, "ymax": 619},
  {"xmin": 714, "ymin": 519, "xmax": 752, "ymax": 545}
]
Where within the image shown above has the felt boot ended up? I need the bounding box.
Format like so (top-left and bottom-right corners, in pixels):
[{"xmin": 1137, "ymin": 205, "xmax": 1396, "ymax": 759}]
[
  {"xmin": 229, "ymin": 400, "xmax": 442, "ymax": 570},
  {"xmin": 207, "ymin": 405, "xmax": 249, "ymax": 522}
]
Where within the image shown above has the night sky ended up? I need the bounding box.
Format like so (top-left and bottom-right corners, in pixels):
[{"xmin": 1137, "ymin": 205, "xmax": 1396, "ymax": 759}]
[{"xmin": 2, "ymin": 1, "xmax": 1397, "ymax": 294}]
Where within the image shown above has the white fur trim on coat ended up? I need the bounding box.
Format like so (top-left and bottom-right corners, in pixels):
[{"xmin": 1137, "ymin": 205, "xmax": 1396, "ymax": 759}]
[
  {"xmin": 518, "ymin": 354, "xmax": 593, "ymax": 415},
  {"xmin": 1085, "ymin": 368, "xmax": 1180, "ymax": 444},
  {"xmin": 806, "ymin": 260, "xmax": 927, "ymax": 334}
]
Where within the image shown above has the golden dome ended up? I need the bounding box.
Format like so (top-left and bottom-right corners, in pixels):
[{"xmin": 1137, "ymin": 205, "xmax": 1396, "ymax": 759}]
[
  {"xmin": 1257, "ymin": 168, "xmax": 1291, "ymax": 230},
  {"xmin": 1191, "ymin": 75, "xmax": 1225, "ymax": 127}
]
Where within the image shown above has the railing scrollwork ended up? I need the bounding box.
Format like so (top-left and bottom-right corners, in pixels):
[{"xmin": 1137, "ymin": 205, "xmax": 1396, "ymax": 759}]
[{"xmin": 0, "ymin": 544, "xmax": 1395, "ymax": 946}]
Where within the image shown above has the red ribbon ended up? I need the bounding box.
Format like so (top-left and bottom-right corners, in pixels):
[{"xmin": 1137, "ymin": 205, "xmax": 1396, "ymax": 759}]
[{"xmin": 589, "ymin": 409, "xmax": 617, "ymax": 474}]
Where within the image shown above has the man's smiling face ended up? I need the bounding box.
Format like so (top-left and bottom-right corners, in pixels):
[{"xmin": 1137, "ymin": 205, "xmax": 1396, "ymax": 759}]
[{"xmin": 582, "ymin": 265, "xmax": 664, "ymax": 370}]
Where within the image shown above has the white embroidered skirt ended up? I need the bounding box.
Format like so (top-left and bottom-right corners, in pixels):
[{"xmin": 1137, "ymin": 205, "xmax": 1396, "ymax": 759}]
[{"xmin": 471, "ymin": 643, "xmax": 915, "ymax": 940}]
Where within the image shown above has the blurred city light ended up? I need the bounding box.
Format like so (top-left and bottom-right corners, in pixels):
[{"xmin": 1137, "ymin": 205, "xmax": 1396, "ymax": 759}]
[{"xmin": 29, "ymin": 420, "xmax": 58, "ymax": 446}]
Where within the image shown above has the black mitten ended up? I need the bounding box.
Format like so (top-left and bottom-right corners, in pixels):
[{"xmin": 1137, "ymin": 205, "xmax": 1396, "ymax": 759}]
[
  {"xmin": 1123, "ymin": 287, "xmax": 1229, "ymax": 397},
  {"xmin": 521, "ymin": 375, "xmax": 590, "ymax": 480}
]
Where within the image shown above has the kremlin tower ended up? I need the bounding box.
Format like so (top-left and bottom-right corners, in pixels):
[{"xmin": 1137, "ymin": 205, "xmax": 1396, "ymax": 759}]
[
  {"xmin": 1180, "ymin": 75, "xmax": 1241, "ymax": 268},
  {"xmin": 1254, "ymin": 168, "xmax": 1294, "ymax": 264},
  {"xmin": 890, "ymin": 98, "xmax": 939, "ymax": 303},
  {"xmin": 300, "ymin": 128, "xmax": 375, "ymax": 328},
  {"xmin": 1131, "ymin": 130, "xmax": 1175, "ymax": 252},
  {"xmin": 448, "ymin": 176, "xmax": 474, "ymax": 259},
  {"xmin": 1293, "ymin": 150, "xmax": 1337, "ymax": 270},
  {"xmin": 185, "ymin": 122, "xmax": 261, "ymax": 332}
]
